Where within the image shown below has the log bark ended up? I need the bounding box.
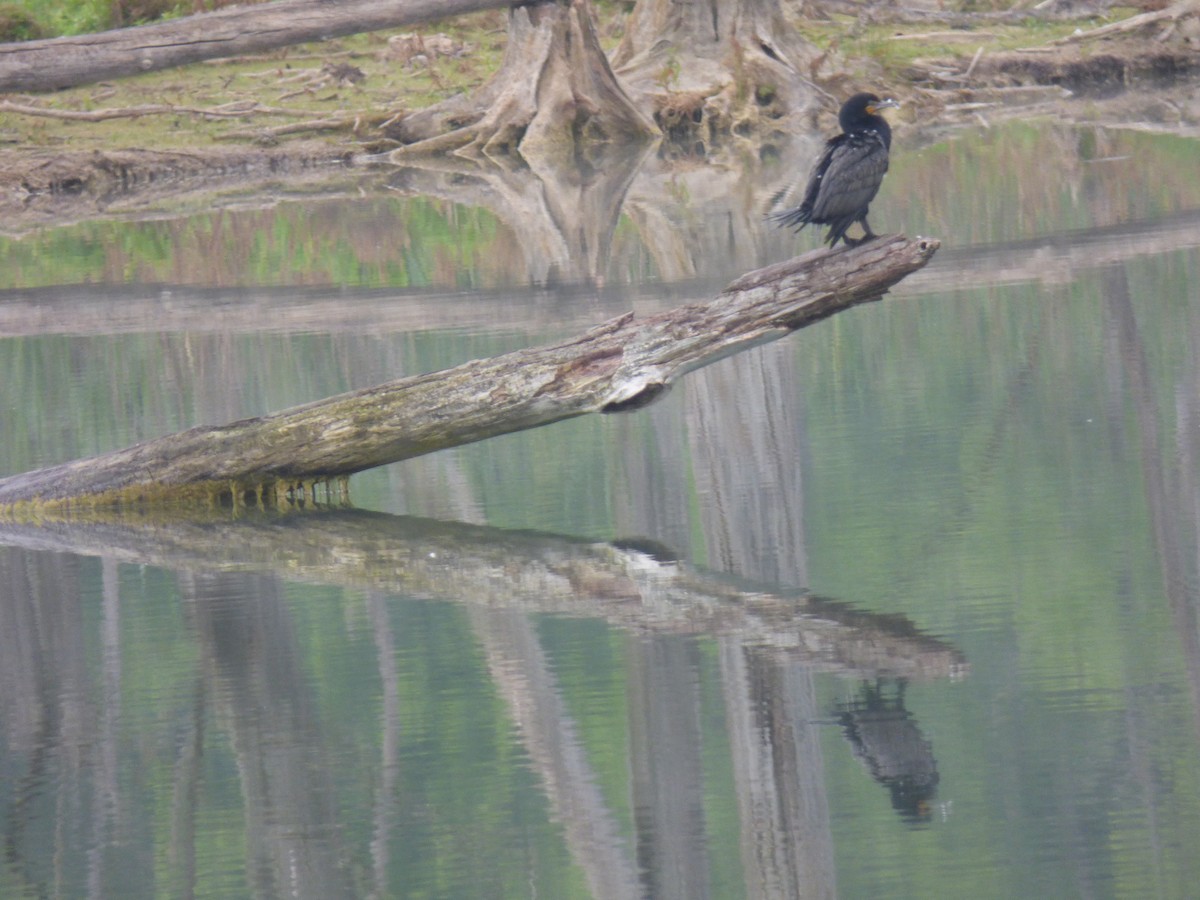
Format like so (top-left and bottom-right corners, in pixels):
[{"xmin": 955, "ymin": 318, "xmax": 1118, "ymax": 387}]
[
  {"xmin": 0, "ymin": 234, "xmax": 939, "ymax": 514},
  {"xmin": 0, "ymin": 0, "xmax": 512, "ymax": 93}
]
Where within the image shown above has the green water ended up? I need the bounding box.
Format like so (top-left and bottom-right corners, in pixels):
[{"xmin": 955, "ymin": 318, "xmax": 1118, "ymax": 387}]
[{"xmin": 2, "ymin": 120, "xmax": 1200, "ymax": 899}]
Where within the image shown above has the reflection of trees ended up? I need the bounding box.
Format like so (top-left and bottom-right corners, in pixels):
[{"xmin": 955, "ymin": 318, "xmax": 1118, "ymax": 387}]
[
  {"xmin": 0, "ymin": 549, "xmax": 96, "ymax": 896},
  {"xmin": 0, "ymin": 509, "xmax": 965, "ymax": 897},
  {"xmin": 622, "ymin": 136, "xmax": 816, "ymax": 283},
  {"xmin": 720, "ymin": 642, "xmax": 837, "ymax": 899},
  {"xmin": 0, "ymin": 147, "xmax": 361, "ymax": 236},
  {"xmin": 626, "ymin": 636, "xmax": 711, "ymax": 899},
  {"xmin": 366, "ymin": 589, "xmax": 401, "ymax": 896},
  {"xmin": 683, "ymin": 341, "xmax": 808, "ymax": 584},
  {"xmin": 6, "ymin": 120, "xmax": 1200, "ymax": 289},
  {"xmin": 0, "ymin": 549, "xmax": 358, "ymax": 898},
  {"xmin": 1105, "ymin": 266, "xmax": 1200, "ymax": 747},
  {"xmin": 181, "ymin": 571, "xmax": 355, "ymax": 899},
  {"xmin": 0, "ymin": 127, "xmax": 814, "ymax": 290},
  {"xmin": 471, "ymin": 607, "xmax": 643, "ymax": 900},
  {"xmin": 679, "ymin": 340, "xmax": 831, "ymax": 898},
  {"xmin": 385, "ymin": 137, "xmax": 655, "ymax": 284}
]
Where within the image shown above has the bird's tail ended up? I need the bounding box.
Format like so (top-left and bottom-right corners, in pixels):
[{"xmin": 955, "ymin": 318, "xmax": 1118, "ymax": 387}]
[{"xmin": 767, "ymin": 204, "xmax": 812, "ymax": 232}]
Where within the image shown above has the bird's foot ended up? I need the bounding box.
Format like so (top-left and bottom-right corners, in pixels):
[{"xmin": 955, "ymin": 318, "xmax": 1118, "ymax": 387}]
[{"xmin": 843, "ymin": 231, "xmax": 880, "ymax": 248}]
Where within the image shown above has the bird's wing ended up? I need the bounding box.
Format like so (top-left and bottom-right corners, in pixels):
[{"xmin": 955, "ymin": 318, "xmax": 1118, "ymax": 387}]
[
  {"xmin": 807, "ymin": 131, "xmax": 889, "ymax": 223},
  {"xmin": 796, "ymin": 136, "xmax": 843, "ymax": 213}
]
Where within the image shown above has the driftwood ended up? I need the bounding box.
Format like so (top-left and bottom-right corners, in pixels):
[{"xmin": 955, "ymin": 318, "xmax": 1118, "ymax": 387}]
[
  {"xmin": 0, "ymin": 509, "xmax": 968, "ymax": 682},
  {"xmin": 0, "ymin": 0, "xmax": 512, "ymax": 93},
  {"xmin": 0, "ymin": 235, "xmax": 939, "ymax": 513}
]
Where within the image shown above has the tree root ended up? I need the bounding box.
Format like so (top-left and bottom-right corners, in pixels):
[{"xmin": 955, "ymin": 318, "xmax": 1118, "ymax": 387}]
[
  {"xmin": 390, "ymin": 1, "xmax": 655, "ymax": 167},
  {"xmin": 610, "ymin": 0, "xmax": 823, "ymax": 153}
]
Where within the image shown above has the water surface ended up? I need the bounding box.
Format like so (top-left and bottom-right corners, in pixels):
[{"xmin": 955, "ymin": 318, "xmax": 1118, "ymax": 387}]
[{"xmin": 2, "ymin": 118, "xmax": 1200, "ymax": 899}]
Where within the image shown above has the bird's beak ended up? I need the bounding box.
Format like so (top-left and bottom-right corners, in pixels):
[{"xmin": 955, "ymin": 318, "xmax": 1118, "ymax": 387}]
[{"xmin": 869, "ymin": 98, "xmax": 900, "ymax": 114}]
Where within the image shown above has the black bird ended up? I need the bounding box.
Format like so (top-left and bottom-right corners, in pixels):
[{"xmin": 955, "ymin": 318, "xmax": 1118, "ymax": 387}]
[{"xmin": 771, "ymin": 92, "xmax": 900, "ymax": 248}]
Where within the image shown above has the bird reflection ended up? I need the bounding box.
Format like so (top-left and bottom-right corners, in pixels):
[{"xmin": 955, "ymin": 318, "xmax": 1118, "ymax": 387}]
[{"xmin": 835, "ymin": 678, "xmax": 939, "ymax": 823}]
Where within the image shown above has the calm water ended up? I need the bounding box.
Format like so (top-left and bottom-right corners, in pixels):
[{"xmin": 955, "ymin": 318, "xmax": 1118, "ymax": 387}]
[{"xmin": 3, "ymin": 115, "xmax": 1200, "ymax": 899}]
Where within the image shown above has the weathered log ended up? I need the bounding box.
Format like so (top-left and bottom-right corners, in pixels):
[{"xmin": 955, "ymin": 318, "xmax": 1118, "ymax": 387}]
[
  {"xmin": 0, "ymin": 234, "xmax": 939, "ymax": 514},
  {"xmin": 0, "ymin": 0, "xmax": 512, "ymax": 93},
  {"xmin": 0, "ymin": 509, "xmax": 968, "ymax": 681}
]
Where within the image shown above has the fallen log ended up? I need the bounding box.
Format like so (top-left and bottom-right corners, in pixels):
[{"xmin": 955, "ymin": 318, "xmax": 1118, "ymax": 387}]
[
  {"xmin": 0, "ymin": 234, "xmax": 939, "ymax": 515},
  {"xmin": 0, "ymin": 0, "xmax": 512, "ymax": 93}
]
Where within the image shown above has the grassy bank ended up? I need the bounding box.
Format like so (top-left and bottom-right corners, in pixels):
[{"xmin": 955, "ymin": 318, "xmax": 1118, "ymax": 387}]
[{"xmin": 0, "ymin": 0, "xmax": 266, "ymax": 38}]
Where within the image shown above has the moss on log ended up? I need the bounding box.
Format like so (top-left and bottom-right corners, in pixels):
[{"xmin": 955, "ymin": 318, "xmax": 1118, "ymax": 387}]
[{"xmin": 0, "ymin": 234, "xmax": 939, "ymax": 516}]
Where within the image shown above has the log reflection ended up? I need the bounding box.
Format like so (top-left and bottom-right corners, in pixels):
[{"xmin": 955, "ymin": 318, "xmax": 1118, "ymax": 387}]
[
  {"xmin": 0, "ymin": 510, "xmax": 966, "ymax": 682},
  {"xmin": 0, "ymin": 511, "xmax": 966, "ymax": 897}
]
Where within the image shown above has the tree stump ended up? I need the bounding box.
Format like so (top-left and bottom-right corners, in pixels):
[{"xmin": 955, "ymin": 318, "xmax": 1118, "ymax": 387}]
[
  {"xmin": 389, "ymin": 0, "xmax": 657, "ymax": 167},
  {"xmin": 612, "ymin": 0, "xmax": 824, "ymax": 153}
]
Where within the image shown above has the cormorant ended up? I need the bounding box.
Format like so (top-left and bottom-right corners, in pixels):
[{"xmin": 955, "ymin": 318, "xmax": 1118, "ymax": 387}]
[{"xmin": 771, "ymin": 92, "xmax": 900, "ymax": 248}]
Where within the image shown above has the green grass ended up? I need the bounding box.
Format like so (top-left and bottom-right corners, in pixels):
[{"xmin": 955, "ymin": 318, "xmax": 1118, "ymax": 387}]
[
  {"xmin": 0, "ymin": 0, "xmax": 276, "ymax": 37},
  {"xmin": 6, "ymin": 0, "xmax": 132, "ymax": 35}
]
